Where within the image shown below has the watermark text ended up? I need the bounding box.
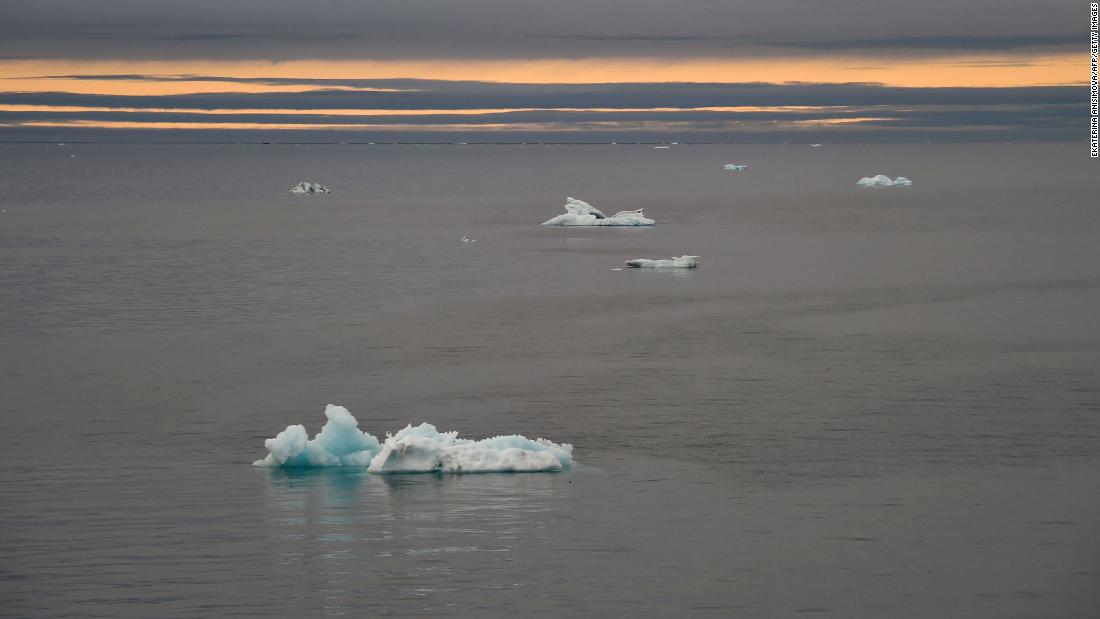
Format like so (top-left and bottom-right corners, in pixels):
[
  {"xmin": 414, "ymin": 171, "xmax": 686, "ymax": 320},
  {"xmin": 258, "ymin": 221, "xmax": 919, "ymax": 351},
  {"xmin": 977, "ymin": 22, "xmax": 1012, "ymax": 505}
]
[{"xmin": 1091, "ymin": 3, "xmax": 1098, "ymax": 156}]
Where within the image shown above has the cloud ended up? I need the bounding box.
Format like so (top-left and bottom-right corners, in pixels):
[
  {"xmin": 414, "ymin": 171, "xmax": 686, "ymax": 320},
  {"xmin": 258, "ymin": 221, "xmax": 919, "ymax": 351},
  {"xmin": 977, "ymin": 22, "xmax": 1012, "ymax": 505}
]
[
  {"xmin": 0, "ymin": 78, "xmax": 1082, "ymax": 142},
  {"xmin": 763, "ymin": 34, "xmax": 1082, "ymax": 52},
  {"xmin": 0, "ymin": 0, "xmax": 1087, "ymax": 61},
  {"xmin": 0, "ymin": 79, "xmax": 1083, "ymax": 111},
  {"xmin": 0, "ymin": 104, "xmax": 1081, "ymax": 128}
]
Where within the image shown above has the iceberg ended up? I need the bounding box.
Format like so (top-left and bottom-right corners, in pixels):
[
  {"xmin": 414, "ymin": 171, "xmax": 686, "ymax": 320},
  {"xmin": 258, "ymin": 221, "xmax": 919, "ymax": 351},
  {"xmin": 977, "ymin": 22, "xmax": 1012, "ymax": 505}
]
[
  {"xmin": 723, "ymin": 163, "xmax": 748, "ymax": 171},
  {"xmin": 290, "ymin": 181, "xmax": 331, "ymax": 194},
  {"xmin": 252, "ymin": 405, "xmax": 381, "ymax": 467},
  {"xmin": 624, "ymin": 255, "xmax": 699, "ymax": 268},
  {"xmin": 253, "ymin": 404, "xmax": 573, "ymax": 473},
  {"xmin": 541, "ymin": 197, "xmax": 654, "ymax": 226},
  {"xmin": 857, "ymin": 175, "xmax": 912, "ymax": 187}
]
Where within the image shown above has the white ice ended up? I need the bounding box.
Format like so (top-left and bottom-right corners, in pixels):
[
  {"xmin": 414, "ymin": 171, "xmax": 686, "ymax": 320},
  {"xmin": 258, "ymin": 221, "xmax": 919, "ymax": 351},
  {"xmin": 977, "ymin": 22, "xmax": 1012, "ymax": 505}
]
[
  {"xmin": 624, "ymin": 255, "xmax": 699, "ymax": 268},
  {"xmin": 723, "ymin": 163, "xmax": 748, "ymax": 171},
  {"xmin": 368, "ymin": 424, "xmax": 573, "ymax": 473},
  {"xmin": 857, "ymin": 175, "xmax": 912, "ymax": 187},
  {"xmin": 541, "ymin": 197, "xmax": 655, "ymax": 226},
  {"xmin": 253, "ymin": 404, "xmax": 573, "ymax": 473},
  {"xmin": 289, "ymin": 181, "xmax": 331, "ymax": 194}
]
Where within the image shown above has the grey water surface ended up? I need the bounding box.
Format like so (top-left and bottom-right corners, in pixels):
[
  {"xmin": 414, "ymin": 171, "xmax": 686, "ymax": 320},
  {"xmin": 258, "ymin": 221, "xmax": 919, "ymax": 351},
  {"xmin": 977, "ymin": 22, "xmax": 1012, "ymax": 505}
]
[{"xmin": 1, "ymin": 142, "xmax": 1098, "ymax": 617}]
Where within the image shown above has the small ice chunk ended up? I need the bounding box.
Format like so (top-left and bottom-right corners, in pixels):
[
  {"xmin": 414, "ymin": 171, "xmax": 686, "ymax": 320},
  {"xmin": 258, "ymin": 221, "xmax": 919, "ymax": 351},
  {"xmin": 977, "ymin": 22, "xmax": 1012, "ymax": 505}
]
[
  {"xmin": 462, "ymin": 236, "xmax": 476, "ymax": 243},
  {"xmin": 624, "ymin": 255, "xmax": 699, "ymax": 268},
  {"xmin": 289, "ymin": 181, "xmax": 331, "ymax": 194},
  {"xmin": 857, "ymin": 175, "xmax": 912, "ymax": 187},
  {"xmin": 809, "ymin": 143, "xmax": 823, "ymax": 147},
  {"xmin": 542, "ymin": 197, "xmax": 654, "ymax": 226},
  {"xmin": 723, "ymin": 163, "xmax": 748, "ymax": 171}
]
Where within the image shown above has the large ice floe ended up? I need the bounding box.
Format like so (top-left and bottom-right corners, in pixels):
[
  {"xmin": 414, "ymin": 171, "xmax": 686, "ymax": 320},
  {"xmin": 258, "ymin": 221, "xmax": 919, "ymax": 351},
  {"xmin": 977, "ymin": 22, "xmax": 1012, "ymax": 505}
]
[
  {"xmin": 253, "ymin": 404, "xmax": 573, "ymax": 473},
  {"xmin": 723, "ymin": 163, "xmax": 749, "ymax": 171},
  {"xmin": 624, "ymin": 255, "xmax": 699, "ymax": 268},
  {"xmin": 541, "ymin": 197, "xmax": 654, "ymax": 226},
  {"xmin": 289, "ymin": 181, "xmax": 331, "ymax": 194},
  {"xmin": 857, "ymin": 175, "xmax": 912, "ymax": 187}
]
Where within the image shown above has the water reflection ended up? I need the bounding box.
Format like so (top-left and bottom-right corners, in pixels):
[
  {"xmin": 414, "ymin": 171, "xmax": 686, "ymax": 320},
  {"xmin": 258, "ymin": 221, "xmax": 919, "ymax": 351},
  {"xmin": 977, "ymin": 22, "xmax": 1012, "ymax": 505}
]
[
  {"xmin": 258, "ymin": 468, "xmax": 571, "ymax": 614},
  {"xmin": 629, "ymin": 267, "xmax": 697, "ymax": 278}
]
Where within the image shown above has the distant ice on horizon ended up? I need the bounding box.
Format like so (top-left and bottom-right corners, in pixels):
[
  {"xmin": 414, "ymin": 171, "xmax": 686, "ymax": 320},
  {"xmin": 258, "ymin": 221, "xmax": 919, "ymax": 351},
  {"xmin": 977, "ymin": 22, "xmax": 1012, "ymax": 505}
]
[
  {"xmin": 541, "ymin": 197, "xmax": 654, "ymax": 226},
  {"xmin": 625, "ymin": 255, "xmax": 699, "ymax": 268},
  {"xmin": 723, "ymin": 163, "xmax": 748, "ymax": 171},
  {"xmin": 253, "ymin": 404, "xmax": 573, "ymax": 473},
  {"xmin": 857, "ymin": 174, "xmax": 912, "ymax": 187},
  {"xmin": 289, "ymin": 181, "xmax": 331, "ymax": 194}
]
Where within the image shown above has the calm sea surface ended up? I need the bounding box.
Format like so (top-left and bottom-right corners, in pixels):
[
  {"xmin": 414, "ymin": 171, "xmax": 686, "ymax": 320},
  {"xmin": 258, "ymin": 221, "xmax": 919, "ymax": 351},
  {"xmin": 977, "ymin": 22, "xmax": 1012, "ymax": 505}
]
[{"xmin": 1, "ymin": 142, "xmax": 1098, "ymax": 617}]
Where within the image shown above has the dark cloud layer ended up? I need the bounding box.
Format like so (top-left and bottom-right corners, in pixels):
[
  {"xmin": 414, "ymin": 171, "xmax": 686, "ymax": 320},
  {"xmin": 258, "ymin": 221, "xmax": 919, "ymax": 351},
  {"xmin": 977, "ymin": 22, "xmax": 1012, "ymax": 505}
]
[
  {"xmin": 0, "ymin": 79, "xmax": 1083, "ymax": 110},
  {"xmin": 1, "ymin": 0, "xmax": 1087, "ymax": 60}
]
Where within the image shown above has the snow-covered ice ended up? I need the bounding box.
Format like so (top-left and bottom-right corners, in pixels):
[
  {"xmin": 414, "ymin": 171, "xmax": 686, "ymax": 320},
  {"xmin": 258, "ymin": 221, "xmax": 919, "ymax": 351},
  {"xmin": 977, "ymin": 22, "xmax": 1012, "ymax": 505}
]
[
  {"xmin": 541, "ymin": 197, "xmax": 654, "ymax": 226},
  {"xmin": 857, "ymin": 175, "xmax": 912, "ymax": 187},
  {"xmin": 624, "ymin": 255, "xmax": 699, "ymax": 268},
  {"xmin": 289, "ymin": 181, "xmax": 331, "ymax": 194},
  {"xmin": 723, "ymin": 163, "xmax": 748, "ymax": 171},
  {"xmin": 253, "ymin": 404, "xmax": 573, "ymax": 473},
  {"xmin": 369, "ymin": 424, "xmax": 573, "ymax": 474}
]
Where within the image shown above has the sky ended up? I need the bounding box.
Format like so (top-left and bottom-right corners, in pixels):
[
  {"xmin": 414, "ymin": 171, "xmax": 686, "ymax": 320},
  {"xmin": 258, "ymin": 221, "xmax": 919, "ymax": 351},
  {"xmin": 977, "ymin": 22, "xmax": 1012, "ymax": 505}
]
[{"xmin": 0, "ymin": 0, "xmax": 1090, "ymax": 141}]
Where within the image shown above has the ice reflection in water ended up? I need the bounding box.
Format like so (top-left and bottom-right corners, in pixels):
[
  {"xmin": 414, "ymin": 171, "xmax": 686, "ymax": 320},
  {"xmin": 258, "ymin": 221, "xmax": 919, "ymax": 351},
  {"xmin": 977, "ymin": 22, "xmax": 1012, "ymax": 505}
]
[{"xmin": 260, "ymin": 468, "xmax": 566, "ymax": 615}]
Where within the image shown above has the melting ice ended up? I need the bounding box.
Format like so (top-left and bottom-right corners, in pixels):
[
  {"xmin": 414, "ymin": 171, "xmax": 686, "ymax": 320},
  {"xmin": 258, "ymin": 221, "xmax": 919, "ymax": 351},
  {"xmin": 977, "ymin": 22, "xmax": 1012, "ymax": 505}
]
[
  {"xmin": 624, "ymin": 255, "xmax": 699, "ymax": 268},
  {"xmin": 857, "ymin": 175, "xmax": 912, "ymax": 187},
  {"xmin": 541, "ymin": 197, "xmax": 654, "ymax": 226},
  {"xmin": 289, "ymin": 181, "xmax": 331, "ymax": 194},
  {"xmin": 253, "ymin": 404, "xmax": 573, "ymax": 473}
]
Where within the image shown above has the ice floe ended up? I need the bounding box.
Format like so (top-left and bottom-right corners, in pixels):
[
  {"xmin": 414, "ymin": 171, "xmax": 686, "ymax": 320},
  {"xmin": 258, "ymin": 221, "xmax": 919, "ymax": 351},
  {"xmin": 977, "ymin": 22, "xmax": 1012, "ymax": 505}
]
[
  {"xmin": 541, "ymin": 197, "xmax": 654, "ymax": 226},
  {"xmin": 624, "ymin": 255, "xmax": 699, "ymax": 268},
  {"xmin": 253, "ymin": 404, "xmax": 573, "ymax": 473},
  {"xmin": 857, "ymin": 175, "xmax": 912, "ymax": 187},
  {"xmin": 289, "ymin": 181, "xmax": 331, "ymax": 194},
  {"xmin": 723, "ymin": 163, "xmax": 748, "ymax": 171}
]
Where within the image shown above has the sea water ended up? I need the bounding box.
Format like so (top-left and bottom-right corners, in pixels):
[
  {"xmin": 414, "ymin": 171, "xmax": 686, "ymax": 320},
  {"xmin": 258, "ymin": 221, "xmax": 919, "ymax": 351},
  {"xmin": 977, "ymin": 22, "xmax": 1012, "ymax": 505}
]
[{"xmin": 1, "ymin": 142, "xmax": 1098, "ymax": 616}]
